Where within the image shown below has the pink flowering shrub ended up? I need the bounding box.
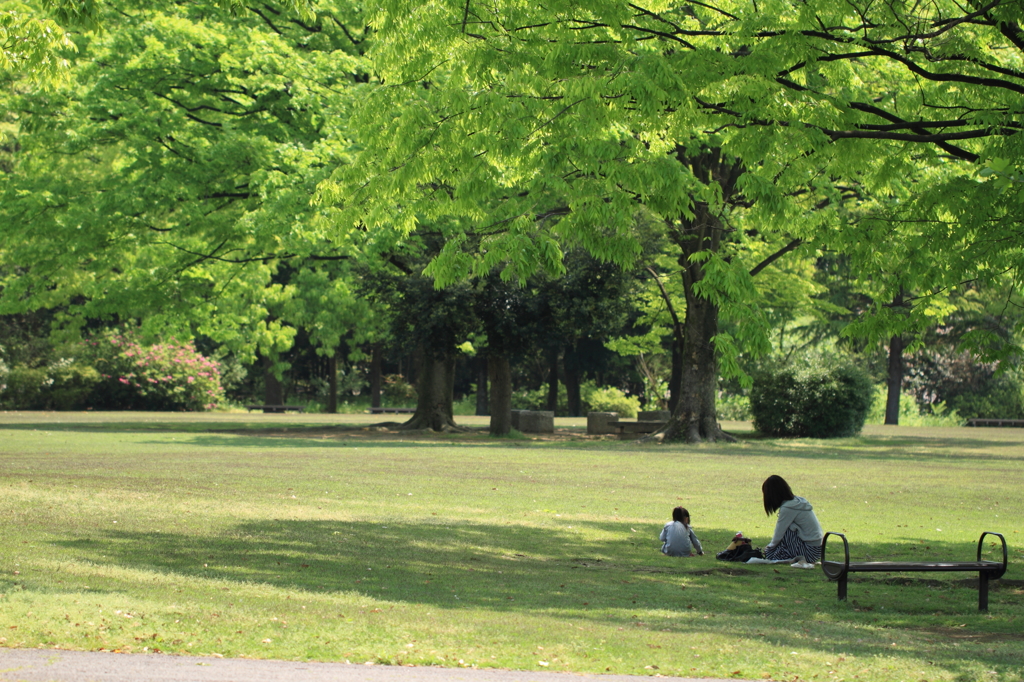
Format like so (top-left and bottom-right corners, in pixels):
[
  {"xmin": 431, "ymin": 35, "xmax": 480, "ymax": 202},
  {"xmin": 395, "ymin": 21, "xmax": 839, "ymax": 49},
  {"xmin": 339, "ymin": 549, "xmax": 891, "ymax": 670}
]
[{"xmin": 87, "ymin": 332, "xmax": 224, "ymax": 411}]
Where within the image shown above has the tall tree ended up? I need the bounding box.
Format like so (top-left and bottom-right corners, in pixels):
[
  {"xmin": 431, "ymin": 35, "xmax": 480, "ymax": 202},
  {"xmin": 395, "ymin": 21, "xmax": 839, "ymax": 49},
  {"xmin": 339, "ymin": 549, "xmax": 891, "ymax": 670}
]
[
  {"xmin": 358, "ymin": 234, "xmax": 479, "ymax": 431},
  {"xmin": 1, "ymin": 0, "xmax": 372, "ymax": 380},
  {"xmin": 474, "ymin": 275, "xmax": 536, "ymax": 434},
  {"xmin": 321, "ymin": 0, "xmax": 1024, "ymax": 440},
  {"xmin": 538, "ymin": 249, "xmax": 639, "ymax": 417}
]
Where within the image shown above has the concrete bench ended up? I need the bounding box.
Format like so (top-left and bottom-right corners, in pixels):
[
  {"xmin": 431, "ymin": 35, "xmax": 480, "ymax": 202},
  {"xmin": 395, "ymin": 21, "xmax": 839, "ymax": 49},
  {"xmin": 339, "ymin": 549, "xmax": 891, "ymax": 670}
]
[
  {"xmin": 821, "ymin": 531, "xmax": 1008, "ymax": 611},
  {"xmin": 511, "ymin": 410, "xmax": 554, "ymax": 433},
  {"xmin": 610, "ymin": 411, "xmax": 669, "ymax": 437},
  {"xmin": 245, "ymin": 405, "xmax": 305, "ymax": 413},
  {"xmin": 587, "ymin": 412, "xmax": 618, "ymax": 434},
  {"xmin": 588, "ymin": 410, "xmax": 670, "ymax": 437},
  {"xmin": 608, "ymin": 420, "xmax": 666, "ymax": 436}
]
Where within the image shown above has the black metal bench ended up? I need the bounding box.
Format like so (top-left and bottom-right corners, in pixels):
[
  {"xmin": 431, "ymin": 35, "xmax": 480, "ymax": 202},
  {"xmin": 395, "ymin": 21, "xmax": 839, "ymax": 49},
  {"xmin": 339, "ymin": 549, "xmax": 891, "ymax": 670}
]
[
  {"xmin": 821, "ymin": 531, "xmax": 1007, "ymax": 611},
  {"xmin": 369, "ymin": 407, "xmax": 415, "ymax": 414}
]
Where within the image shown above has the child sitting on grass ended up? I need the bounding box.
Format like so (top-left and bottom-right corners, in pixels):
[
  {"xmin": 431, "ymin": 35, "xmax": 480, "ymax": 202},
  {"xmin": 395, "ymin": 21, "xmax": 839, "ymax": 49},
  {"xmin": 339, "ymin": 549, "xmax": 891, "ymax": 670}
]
[{"xmin": 660, "ymin": 506, "xmax": 704, "ymax": 557}]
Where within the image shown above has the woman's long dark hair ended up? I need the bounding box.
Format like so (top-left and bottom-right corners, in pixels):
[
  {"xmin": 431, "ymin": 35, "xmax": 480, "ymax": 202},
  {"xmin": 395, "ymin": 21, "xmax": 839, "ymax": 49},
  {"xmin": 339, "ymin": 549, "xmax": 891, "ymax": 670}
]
[
  {"xmin": 672, "ymin": 506, "xmax": 690, "ymax": 525},
  {"xmin": 762, "ymin": 475, "xmax": 795, "ymax": 515}
]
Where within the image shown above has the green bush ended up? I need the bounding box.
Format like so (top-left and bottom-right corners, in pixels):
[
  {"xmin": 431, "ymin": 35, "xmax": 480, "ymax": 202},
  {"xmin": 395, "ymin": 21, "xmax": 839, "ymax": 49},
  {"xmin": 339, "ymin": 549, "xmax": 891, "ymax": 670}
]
[
  {"xmin": 45, "ymin": 358, "xmax": 102, "ymax": 410},
  {"xmin": 865, "ymin": 386, "xmax": 964, "ymax": 427},
  {"xmin": 1, "ymin": 366, "xmax": 47, "ymax": 409},
  {"xmin": 381, "ymin": 374, "xmax": 417, "ymax": 404},
  {"xmin": 0, "ymin": 359, "xmax": 101, "ymax": 410},
  {"xmin": 583, "ymin": 385, "xmax": 640, "ymax": 418},
  {"xmin": 510, "ymin": 382, "xmax": 640, "ymax": 417},
  {"xmin": 945, "ymin": 370, "xmax": 1024, "ymax": 420},
  {"xmin": 0, "ymin": 335, "xmax": 224, "ymax": 412},
  {"xmin": 510, "ymin": 385, "xmax": 558, "ymax": 412},
  {"xmin": 903, "ymin": 351, "xmax": 1024, "ymax": 421},
  {"xmin": 84, "ymin": 332, "xmax": 225, "ymax": 411},
  {"xmin": 453, "ymin": 393, "xmax": 479, "ymax": 416},
  {"xmin": 750, "ymin": 361, "xmax": 873, "ymax": 438},
  {"xmin": 716, "ymin": 392, "xmax": 752, "ymax": 420}
]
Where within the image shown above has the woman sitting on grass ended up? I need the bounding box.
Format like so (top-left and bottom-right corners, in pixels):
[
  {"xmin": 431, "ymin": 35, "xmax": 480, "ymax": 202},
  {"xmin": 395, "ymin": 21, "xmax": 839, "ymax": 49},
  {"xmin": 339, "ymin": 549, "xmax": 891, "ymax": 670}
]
[
  {"xmin": 660, "ymin": 506, "xmax": 704, "ymax": 557},
  {"xmin": 762, "ymin": 475, "xmax": 823, "ymax": 563}
]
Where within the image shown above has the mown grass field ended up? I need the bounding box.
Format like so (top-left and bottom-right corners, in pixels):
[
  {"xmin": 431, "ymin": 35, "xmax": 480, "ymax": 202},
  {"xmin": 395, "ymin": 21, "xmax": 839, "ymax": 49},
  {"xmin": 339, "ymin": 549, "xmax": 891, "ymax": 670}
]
[{"xmin": 1, "ymin": 411, "xmax": 1022, "ymax": 682}]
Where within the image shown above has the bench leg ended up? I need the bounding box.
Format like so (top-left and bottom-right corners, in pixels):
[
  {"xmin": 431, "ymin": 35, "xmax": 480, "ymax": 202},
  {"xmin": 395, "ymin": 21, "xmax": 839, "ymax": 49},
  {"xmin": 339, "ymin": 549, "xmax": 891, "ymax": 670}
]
[
  {"xmin": 979, "ymin": 572, "xmax": 989, "ymax": 612},
  {"xmin": 837, "ymin": 574, "xmax": 847, "ymax": 601}
]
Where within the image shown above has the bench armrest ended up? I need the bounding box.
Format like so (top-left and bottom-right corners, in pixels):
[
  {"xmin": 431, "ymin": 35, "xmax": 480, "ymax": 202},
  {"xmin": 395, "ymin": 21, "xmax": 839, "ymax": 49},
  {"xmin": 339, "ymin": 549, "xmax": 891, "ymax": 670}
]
[
  {"xmin": 822, "ymin": 532, "xmax": 849, "ymax": 574},
  {"xmin": 977, "ymin": 531, "xmax": 1008, "ymax": 579}
]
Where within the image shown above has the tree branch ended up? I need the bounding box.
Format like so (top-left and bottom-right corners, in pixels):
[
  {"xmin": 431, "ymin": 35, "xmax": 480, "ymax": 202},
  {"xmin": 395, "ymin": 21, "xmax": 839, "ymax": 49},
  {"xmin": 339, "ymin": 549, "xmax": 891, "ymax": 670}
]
[
  {"xmin": 646, "ymin": 266, "xmax": 685, "ymax": 348},
  {"xmin": 749, "ymin": 238, "xmax": 803, "ymax": 277}
]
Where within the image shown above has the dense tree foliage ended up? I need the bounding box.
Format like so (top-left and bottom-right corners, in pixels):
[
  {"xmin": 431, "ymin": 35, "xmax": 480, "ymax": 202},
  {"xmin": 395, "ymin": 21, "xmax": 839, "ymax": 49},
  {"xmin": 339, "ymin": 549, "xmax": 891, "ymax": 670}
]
[
  {"xmin": 1, "ymin": 1, "xmax": 73, "ymax": 84},
  {"xmin": 315, "ymin": 0, "xmax": 1024, "ymax": 439},
  {"xmin": 1, "ymin": 0, "xmax": 375, "ymax": 394},
  {"xmin": 3, "ymin": 0, "xmax": 1024, "ymax": 430}
]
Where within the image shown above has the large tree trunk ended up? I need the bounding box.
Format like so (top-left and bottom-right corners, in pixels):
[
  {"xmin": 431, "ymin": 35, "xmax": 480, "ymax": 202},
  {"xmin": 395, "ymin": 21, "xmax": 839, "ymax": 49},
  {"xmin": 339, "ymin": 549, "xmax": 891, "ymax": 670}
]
[
  {"xmin": 645, "ymin": 148, "xmax": 759, "ymax": 442},
  {"xmin": 546, "ymin": 347, "xmax": 559, "ymax": 413},
  {"xmin": 668, "ymin": 337, "xmax": 682, "ymax": 414},
  {"xmin": 885, "ymin": 333, "xmax": 904, "ymax": 425},
  {"xmin": 327, "ymin": 354, "xmax": 338, "ymax": 414},
  {"xmin": 475, "ymin": 354, "xmax": 489, "ymax": 416},
  {"xmin": 563, "ymin": 344, "xmax": 582, "ymax": 417},
  {"xmin": 646, "ymin": 170, "xmax": 740, "ymax": 442},
  {"xmin": 648, "ymin": 287, "xmax": 733, "ymax": 442},
  {"xmin": 644, "ymin": 147, "xmax": 800, "ymax": 442},
  {"xmin": 884, "ymin": 289, "xmax": 909, "ymax": 425},
  {"xmin": 488, "ymin": 353, "xmax": 512, "ymax": 435},
  {"xmin": 401, "ymin": 345, "xmax": 461, "ymax": 431},
  {"xmin": 262, "ymin": 355, "xmax": 284, "ymax": 412},
  {"xmin": 369, "ymin": 343, "xmax": 382, "ymax": 409}
]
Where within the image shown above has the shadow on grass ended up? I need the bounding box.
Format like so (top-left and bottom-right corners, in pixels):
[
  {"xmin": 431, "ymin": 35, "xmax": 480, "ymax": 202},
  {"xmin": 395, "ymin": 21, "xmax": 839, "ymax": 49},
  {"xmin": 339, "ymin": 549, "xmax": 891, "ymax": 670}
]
[
  {"xmin": 7, "ymin": 420, "xmax": 1024, "ymax": 464},
  {"xmin": 44, "ymin": 519, "xmax": 1021, "ymax": 675},
  {"xmin": 153, "ymin": 434, "xmax": 1024, "ymax": 469},
  {"xmin": 5, "ymin": 418, "xmax": 1024, "ymax": 462},
  {"xmin": 0, "ymin": 422, "xmax": 589, "ymax": 449},
  {"xmin": 718, "ymin": 434, "xmax": 1024, "ymax": 464},
  {"xmin": 0, "ymin": 421, "xmax": 387, "ymax": 435}
]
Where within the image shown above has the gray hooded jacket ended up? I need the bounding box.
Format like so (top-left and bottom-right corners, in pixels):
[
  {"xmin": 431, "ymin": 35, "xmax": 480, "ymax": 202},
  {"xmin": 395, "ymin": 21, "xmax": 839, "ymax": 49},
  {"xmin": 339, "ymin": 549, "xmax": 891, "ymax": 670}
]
[
  {"xmin": 660, "ymin": 521, "xmax": 703, "ymax": 557},
  {"xmin": 768, "ymin": 496, "xmax": 823, "ymax": 548}
]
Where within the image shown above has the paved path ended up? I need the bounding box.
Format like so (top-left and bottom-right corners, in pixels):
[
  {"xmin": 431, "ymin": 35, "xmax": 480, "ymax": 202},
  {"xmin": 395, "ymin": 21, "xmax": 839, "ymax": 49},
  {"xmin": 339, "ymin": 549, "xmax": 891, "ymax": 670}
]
[{"xmin": 0, "ymin": 650, "xmax": 752, "ymax": 682}]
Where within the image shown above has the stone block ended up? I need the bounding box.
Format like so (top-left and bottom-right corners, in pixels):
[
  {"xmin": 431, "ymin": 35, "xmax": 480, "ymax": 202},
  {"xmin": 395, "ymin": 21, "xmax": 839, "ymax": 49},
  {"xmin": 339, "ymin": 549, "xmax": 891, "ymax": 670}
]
[
  {"xmin": 587, "ymin": 411, "xmax": 620, "ymax": 435},
  {"xmin": 510, "ymin": 409, "xmax": 527, "ymax": 430},
  {"xmin": 518, "ymin": 410, "xmax": 554, "ymax": 433}
]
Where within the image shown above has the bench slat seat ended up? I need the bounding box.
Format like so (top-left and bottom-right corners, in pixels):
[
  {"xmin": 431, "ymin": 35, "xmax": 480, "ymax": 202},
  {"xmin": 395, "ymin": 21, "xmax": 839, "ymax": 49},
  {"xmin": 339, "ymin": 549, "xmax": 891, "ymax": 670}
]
[
  {"xmin": 823, "ymin": 560, "xmax": 1002, "ymax": 577},
  {"xmin": 821, "ymin": 531, "xmax": 1007, "ymax": 611}
]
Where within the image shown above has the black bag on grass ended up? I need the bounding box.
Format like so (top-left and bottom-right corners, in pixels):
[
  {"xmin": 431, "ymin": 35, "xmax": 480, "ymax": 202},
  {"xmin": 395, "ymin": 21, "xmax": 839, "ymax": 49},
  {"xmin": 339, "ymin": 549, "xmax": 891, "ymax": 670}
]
[{"xmin": 716, "ymin": 543, "xmax": 764, "ymax": 562}]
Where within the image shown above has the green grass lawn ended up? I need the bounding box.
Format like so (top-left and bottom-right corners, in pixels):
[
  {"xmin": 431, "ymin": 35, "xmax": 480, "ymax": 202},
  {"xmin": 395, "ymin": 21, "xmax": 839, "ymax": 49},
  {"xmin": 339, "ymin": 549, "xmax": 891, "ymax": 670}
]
[{"xmin": 1, "ymin": 412, "xmax": 1022, "ymax": 682}]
